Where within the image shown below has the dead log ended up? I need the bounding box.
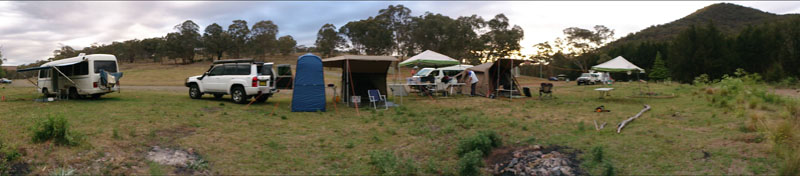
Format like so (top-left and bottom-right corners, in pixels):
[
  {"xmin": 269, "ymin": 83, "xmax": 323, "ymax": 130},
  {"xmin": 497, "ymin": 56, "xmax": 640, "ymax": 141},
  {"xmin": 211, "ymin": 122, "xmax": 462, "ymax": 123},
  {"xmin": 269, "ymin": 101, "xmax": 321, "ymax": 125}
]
[{"xmin": 617, "ymin": 104, "xmax": 651, "ymax": 133}]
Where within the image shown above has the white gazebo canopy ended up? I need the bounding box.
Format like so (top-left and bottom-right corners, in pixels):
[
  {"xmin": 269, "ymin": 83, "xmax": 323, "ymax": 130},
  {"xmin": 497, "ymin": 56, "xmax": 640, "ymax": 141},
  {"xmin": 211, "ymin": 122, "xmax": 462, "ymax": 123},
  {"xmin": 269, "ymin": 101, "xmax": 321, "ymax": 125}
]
[
  {"xmin": 591, "ymin": 56, "xmax": 645, "ymax": 73},
  {"xmin": 399, "ymin": 50, "xmax": 460, "ymax": 67}
]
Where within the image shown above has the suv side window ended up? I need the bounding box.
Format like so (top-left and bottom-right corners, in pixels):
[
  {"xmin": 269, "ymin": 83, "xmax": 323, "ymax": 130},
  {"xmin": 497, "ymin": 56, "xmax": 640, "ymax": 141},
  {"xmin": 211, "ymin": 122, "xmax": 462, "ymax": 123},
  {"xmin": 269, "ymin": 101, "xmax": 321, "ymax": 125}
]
[
  {"xmin": 234, "ymin": 64, "xmax": 250, "ymax": 75},
  {"xmin": 209, "ymin": 65, "xmax": 225, "ymax": 76},
  {"xmin": 431, "ymin": 70, "xmax": 440, "ymax": 77}
]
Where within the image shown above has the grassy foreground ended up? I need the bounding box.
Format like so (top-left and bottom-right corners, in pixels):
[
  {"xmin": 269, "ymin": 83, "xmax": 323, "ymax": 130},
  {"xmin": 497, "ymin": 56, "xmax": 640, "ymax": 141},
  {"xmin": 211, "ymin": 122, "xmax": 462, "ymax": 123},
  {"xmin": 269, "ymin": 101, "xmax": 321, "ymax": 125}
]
[{"xmin": 0, "ymin": 77, "xmax": 789, "ymax": 175}]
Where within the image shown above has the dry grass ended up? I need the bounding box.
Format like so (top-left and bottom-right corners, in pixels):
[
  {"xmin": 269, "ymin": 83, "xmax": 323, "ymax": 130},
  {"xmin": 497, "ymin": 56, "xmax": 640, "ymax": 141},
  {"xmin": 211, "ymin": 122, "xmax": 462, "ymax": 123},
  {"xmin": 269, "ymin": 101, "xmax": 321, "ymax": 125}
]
[{"xmin": 0, "ymin": 62, "xmax": 789, "ymax": 175}]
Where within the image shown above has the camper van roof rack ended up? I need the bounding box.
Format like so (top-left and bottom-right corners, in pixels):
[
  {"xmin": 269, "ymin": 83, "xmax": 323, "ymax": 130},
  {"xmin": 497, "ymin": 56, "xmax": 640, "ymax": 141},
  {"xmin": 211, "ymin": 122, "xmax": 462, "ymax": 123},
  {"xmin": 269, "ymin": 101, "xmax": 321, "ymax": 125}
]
[{"xmin": 213, "ymin": 59, "xmax": 254, "ymax": 64}]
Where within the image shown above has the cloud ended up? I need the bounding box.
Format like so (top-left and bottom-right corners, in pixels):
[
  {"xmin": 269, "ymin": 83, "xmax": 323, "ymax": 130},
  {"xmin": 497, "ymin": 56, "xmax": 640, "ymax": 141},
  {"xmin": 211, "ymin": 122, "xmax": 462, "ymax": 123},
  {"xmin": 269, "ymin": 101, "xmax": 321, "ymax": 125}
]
[{"xmin": 1, "ymin": 1, "xmax": 798, "ymax": 66}]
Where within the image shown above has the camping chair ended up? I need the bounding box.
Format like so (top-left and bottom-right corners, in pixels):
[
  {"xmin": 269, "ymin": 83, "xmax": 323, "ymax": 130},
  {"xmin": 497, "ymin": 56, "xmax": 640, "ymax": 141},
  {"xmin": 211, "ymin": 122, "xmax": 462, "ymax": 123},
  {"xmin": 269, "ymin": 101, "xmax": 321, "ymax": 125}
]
[
  {"xmin": 368, "ymin": 89, "xmax": 388, "ymax": 110},
  {"xmin": 539, "ymin": 83, "xmax": 554, "ymax": 99}
]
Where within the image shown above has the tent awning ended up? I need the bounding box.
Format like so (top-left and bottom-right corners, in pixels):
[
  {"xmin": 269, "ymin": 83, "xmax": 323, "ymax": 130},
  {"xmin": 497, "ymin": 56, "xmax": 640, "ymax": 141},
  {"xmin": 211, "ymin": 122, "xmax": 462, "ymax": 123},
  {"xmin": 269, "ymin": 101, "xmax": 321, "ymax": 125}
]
[
  {"xmin": 399, "ymin": 50, "xmax": 459, "ymax": 67},
  {"xmin": 18, "ymin": 57, "xmax": 86, "ymax": 72},
  {"xmin": 591, "ymin": 56, "xmax": 645, "ymax": 73}
]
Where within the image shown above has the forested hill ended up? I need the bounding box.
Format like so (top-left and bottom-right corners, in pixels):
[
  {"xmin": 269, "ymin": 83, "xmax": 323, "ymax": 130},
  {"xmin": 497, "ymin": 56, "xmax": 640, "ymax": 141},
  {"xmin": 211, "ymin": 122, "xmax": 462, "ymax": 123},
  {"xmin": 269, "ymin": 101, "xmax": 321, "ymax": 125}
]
[{"xmin": 605, "ymin": 3, "xmax": 795, "ymax": 48}]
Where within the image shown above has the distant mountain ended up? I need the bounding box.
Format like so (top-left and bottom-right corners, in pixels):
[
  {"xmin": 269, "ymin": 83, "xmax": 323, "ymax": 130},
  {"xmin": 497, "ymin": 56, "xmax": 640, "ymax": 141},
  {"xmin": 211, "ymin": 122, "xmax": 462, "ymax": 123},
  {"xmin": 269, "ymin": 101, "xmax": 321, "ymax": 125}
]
[{"xmin": 605, "ymin": 3, "xmax": 799, "ymax": 48}]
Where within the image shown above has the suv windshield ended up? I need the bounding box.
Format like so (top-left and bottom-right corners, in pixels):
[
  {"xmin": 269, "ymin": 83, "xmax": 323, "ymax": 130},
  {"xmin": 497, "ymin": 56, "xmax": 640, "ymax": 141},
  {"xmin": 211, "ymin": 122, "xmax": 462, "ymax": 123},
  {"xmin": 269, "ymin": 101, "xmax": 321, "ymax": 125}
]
[{"xmin": 415, "ymin": 68, "xmax": 434, "ymax": 77}]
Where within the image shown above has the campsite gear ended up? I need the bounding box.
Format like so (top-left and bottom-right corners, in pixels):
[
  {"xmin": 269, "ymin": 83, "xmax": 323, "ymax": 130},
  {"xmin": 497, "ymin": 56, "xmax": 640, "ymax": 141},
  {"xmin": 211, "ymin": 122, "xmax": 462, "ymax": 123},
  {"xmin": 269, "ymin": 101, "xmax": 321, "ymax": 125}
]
[
  {"xmin": 275, "ymin": 64, "xmax": 294, "ymax": 89},
  {"xmin": 595, "ymin": 88, "xmax": 614, "ymax": 99},
  {"xmin": 350, "ymin": 96, "xmax": 361, "ymax": 107},
  {"xmin": 522, "ymin": 87, "xmax": 532, "ymax": 97},
  {"xmin": 399, "ymin": 50, "xmax": 459, "ymax": 68},
  {"xmin": 291, "ymin": 54, "xmax": 326, "ymax": 112},
  {"xmin": 539, "ymin": 83, "xmax": 553, "ymax": 98},
  {"xmin": 322, "ymin": 55, "xmax": 397, "ymax": 104},
  {"xmin": 595, "ymin": 105, "xmax": 611, "ymax": 112},
  {"xmin": 457, "ymin": 59, "xmax": 523, "ymax": 98},
  {"xmin": 388, "ymin": 84, "xmax": 408, "ymax": 104},
  {"xmin": 368, "ymin": 89, "xmax": 388, "ymax": 110}
]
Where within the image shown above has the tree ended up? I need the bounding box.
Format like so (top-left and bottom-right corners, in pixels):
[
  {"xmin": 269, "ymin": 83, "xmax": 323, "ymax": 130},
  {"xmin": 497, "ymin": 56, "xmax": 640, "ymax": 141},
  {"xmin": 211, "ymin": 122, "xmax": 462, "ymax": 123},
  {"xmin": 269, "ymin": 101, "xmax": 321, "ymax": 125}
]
[
  {"xmin": 376, "ymin": 4, "xmax": 412, "ymax": 56},
  {"xmin": 251, "ymin": 20, "xmax": 279, "ymax": 57},
  {"xmin": 648, "ymin": 52, "xmax": 670, "ymax": 80},
  {"xmin": 277, "ymin": 35, "xmax": 297, "ymax": 56},
  {"xmin": 481, "ymin": 14, "xmax": 524, "ymax": 62},
  {"xmin": 165, "ymin": 20, "xmax": 201, "ymax": 64},
  {"xmin": 339, "ymin": 17, "xmax": 394, "ymax": 55},
  {"xmin": 315, "ymin": 23, "xmax": 346, "ymax": 57},
  {"xmin": 406, "ymin": 13, "xmax": 485, "ymax": 64},
  {"xmin": 227, "ymin": 20, "xmax": 250, "ymax": 58},
  {"xmin": 140, "ymin": 37, "xmax": 164, "ymax": 62},
  {"xmin": 0, "ymin": 46, "xmax": 5, "ymax": 78},
  {"xmin": 555, "ymin": 25, "xmax": 615, "ymax": 72},
  {"xmin": 203, "ymin": 23, "xmax": 231, "ymax": 61}
]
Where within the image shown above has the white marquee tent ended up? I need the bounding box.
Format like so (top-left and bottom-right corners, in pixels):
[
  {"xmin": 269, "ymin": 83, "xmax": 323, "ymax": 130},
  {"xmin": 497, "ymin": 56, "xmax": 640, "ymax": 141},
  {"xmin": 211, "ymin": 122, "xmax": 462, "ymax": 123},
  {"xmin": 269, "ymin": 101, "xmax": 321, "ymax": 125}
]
[
  {"xmin": 591, "ymin": 56, "xmax": 645, "ymax": 73},
  {"xmin": 399, "ymin": 50, "xmax": 459, "ymax": 67}
]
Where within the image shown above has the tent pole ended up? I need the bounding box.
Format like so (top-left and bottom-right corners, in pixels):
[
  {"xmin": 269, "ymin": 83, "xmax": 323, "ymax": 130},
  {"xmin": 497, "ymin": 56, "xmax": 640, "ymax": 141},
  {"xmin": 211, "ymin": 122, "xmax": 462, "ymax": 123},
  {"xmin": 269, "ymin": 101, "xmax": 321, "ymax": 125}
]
[{"xmin": 346, "ymin": 60, "xmax": 360, "ymax": 115}]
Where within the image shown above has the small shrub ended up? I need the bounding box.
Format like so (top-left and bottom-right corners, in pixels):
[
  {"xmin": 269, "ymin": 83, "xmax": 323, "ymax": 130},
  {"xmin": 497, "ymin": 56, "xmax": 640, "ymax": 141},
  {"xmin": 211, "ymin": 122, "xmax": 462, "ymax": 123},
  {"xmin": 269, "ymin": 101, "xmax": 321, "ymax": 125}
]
[
  {"xmin": 779, "ymin": 151, "xmax": 800, "ymax": 176},
  {"xmin": 280, "ymin": 115, "xmax": 287, "ymax": 120},
  {"xmin": 50, "ymin": 167, "xmax": 75, "ymax": 176},
  {"xmin": 456, "ymin": 130, "xmax": 502, "ymax": 157},
  {"xmin": 187, "ymin": 157, "xmax": 209, "ymax": 171},
  {"xmin": 112, "ymin": 128, "xmax": 122, "ymax": 140},
  {"xmin": 344, "ymin": 141, "xmax": 355, "ymax": 149},
  {"xmin": 772, "ymin": 122, "xmax": 796, "ymax": 147},
  {"xmin": 31, "ymin": 115, "xmax": 81, "ymax": 146},
  {"xmin": 457, "ymin": 150, "xmax": 484, "ymax": 176},
  {"xmin": 368, "ymin": 150, "xmax": 417, "ymax": 175},
  {"xmin": 601, "ymin": 163, "xmax": 616, "ymax": 176},
  {"xmin": 591, "ymin": 146, "xmax": 605, "ymax": 163}
]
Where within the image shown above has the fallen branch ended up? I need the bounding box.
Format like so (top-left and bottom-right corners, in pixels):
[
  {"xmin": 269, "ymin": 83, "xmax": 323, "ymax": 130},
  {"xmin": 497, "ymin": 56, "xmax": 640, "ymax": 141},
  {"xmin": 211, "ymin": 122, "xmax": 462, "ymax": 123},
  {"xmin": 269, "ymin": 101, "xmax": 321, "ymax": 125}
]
[
  {"xmin": 594, "ymin": 120, "xmax": 608, "ymax": 131},
  {"xmin": 617, "ymin": 104, "xmax": 651, "ymax": 133}
]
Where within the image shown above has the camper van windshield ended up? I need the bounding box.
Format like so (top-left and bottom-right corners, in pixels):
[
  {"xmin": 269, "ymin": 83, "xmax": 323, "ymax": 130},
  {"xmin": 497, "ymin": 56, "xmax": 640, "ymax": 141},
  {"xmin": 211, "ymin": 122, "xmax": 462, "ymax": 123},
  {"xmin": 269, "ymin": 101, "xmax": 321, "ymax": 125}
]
[{"xmin": 94, "ymin": 61, "xmax": 117, "ymax": 73}]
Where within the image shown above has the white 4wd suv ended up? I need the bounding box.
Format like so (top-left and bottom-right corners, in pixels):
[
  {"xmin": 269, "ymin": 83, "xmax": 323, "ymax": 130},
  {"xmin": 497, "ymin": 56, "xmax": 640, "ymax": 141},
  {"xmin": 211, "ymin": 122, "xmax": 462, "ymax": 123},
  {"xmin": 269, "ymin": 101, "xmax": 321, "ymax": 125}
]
[{"xmin": 185, "ymin": 59, "xmax": 277, "ymax": 104}]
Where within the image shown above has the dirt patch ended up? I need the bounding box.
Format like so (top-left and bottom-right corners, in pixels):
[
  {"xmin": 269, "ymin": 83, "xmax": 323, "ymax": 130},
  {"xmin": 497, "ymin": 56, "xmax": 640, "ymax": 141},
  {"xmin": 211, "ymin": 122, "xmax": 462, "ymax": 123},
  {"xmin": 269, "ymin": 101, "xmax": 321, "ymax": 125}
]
[
  {"xmin": 487, "ymin": 145, "xmax": 585, "ymax": 176},
  {"xmin": 146, "ymin": 146, "xmax": 210, "ymax": 175}
]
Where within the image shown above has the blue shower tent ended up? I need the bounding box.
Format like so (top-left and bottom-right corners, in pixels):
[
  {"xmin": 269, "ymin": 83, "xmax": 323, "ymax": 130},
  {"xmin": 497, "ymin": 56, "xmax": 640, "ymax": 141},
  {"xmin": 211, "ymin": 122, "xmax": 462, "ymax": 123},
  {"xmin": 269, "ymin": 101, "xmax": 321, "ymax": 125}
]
[{"xmin": 291, "ymin": 54, "xmax": 326, "ymax": 112}]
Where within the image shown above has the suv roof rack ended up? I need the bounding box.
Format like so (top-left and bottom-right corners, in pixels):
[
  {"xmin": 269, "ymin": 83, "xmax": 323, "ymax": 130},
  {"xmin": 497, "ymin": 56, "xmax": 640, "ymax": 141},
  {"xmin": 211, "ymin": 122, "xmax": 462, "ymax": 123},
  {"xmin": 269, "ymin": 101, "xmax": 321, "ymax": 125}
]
[{"xmin": 213, "ymin": 59, "xmax": 254, "ymax": 64}]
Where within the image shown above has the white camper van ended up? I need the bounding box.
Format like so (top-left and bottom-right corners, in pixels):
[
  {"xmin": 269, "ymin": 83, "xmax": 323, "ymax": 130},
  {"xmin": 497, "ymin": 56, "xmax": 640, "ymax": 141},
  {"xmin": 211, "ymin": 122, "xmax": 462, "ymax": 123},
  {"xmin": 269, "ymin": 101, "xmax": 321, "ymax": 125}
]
[{"xmin": 23, "ymin": 54, "xmax": 121, "ymax": 99}]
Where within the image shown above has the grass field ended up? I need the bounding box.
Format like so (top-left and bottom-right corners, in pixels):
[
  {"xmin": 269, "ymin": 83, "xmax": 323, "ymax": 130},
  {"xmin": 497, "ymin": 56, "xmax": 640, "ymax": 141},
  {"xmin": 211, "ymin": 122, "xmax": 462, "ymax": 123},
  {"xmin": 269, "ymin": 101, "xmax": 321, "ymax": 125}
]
[{"xmin": 0, "ymin": 62, "xmax": 795, "ymax": 175}]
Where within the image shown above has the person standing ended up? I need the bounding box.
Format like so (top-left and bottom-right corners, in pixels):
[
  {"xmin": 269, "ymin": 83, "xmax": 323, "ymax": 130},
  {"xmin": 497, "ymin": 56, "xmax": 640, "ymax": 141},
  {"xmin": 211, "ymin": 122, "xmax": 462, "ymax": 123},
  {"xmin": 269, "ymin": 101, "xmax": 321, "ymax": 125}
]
[
  {"xmin": 410, "ymin": 66, "xmax": 418, "ymax": 76},
  {"xmin": 467, "ymin": 70, "xmax": 479, "ymax": 96}
]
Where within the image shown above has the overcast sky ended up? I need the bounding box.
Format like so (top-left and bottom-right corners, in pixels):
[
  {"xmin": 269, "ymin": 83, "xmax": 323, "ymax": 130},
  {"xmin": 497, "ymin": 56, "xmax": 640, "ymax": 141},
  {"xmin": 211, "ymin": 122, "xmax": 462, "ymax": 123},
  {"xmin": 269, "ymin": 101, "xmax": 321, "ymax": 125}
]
[{"xmin": 1, "ymin": 1, "xmax": 798, "ymax": 66}]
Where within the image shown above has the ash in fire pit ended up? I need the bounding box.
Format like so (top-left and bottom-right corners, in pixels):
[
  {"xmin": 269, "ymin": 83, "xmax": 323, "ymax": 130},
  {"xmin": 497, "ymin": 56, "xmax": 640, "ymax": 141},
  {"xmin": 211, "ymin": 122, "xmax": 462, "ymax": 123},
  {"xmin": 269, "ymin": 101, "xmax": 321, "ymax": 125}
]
[{"xmin": 487, "ymin": 145, "xmax": 585, "ymax": 176}]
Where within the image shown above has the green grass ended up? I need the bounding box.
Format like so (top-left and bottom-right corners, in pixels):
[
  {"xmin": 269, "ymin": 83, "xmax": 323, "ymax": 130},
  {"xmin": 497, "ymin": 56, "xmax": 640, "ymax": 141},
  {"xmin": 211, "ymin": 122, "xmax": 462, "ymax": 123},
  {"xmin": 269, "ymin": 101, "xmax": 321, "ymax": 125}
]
[{"xmin": 0, "ymin": 79, "xmax": 787, "ymax": 175}]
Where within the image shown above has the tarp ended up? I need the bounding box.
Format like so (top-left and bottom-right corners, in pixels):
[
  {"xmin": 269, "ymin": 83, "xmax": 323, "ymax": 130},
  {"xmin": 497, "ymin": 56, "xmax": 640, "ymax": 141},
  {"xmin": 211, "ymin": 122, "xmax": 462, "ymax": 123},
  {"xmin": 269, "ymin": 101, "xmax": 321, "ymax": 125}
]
[
  {"xmin": 292, "ymin": 54, "xmax": 326, "ymax": 112},
  {"xmin": 591, "ymin": 56, "xmax": 645, "ymax": 73},
  {"xmin": 457, "ymin": 59, "xmax": 523, "ymax": 97},
  {"xmin": 322, "ymin": 55, "xmax": 397, "ymax": 103},
  {"xmin": 399, "ymin": 50, "xmax": 460, "ymax": 67}
]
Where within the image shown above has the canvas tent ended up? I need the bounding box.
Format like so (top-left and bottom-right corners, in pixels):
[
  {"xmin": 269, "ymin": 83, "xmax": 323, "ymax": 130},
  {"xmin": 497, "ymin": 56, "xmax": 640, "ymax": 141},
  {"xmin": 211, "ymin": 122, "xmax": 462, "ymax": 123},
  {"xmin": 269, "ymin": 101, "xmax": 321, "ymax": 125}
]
[
  {"xmin": 291, "ymin": 54, "xmax": 326, "ymax": 112},
  {"xmin": 398, "ymin": 50, "xmax": 459, "ymax": 67},
  {"xmin": 457, "ymin": 59, "xmax": 523, "ymax": 97},
  {"xmin": 591, "ymin": 56, "xmax": 645, "ymax": 73},
  {"xmin": 322, "ymin": 55, "xmax": 397, "ymax": 104}
]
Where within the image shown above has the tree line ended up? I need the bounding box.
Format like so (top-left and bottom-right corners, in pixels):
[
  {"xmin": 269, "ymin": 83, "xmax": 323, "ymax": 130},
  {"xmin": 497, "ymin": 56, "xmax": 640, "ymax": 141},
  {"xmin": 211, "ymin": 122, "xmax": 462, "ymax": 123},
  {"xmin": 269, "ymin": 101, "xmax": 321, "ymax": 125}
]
[
  {"xmin": 43, "ymin": 19, "xmax": 298, "ymax": 66},
  {"xmin": 604, "ymin": 18, "xmax": 800, "ymax": 83},
  {"xmin": 314, "ymin": 5, "xmax": 525, "ymax": 65}
]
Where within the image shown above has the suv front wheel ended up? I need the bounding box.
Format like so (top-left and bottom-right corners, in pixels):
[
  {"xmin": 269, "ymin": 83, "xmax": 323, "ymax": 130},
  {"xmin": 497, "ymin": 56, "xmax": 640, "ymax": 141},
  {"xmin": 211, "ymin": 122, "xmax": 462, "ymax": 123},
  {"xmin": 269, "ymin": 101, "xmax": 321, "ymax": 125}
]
[
  {"xmin": 189, "ymin": 84, "xmax": 203, "ymax": 99},
  {"xmin": 231, "ymin": 86, "xmax": 250, "ymax": 104}
]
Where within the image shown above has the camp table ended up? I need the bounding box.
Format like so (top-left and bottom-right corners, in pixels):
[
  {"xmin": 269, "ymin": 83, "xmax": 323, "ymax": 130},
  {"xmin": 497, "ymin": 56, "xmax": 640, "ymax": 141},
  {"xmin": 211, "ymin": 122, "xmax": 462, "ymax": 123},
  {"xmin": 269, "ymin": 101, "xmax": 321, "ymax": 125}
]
[
  {"xmin": 446, "ymin": 83, "xmax": 466, "ymax": 96},
  {"xmin": 594, "ymin": 88, "xmax": 614, "ymax": 99}
]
